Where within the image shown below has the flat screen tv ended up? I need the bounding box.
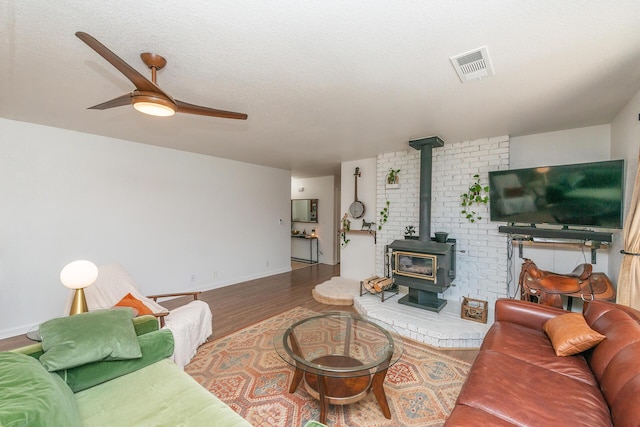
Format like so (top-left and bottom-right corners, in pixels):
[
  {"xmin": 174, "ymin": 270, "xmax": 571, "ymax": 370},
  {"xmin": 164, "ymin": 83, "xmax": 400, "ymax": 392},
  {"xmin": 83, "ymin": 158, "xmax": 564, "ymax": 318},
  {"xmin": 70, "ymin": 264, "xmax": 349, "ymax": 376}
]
[{"xmin": 488, "ymin": 159, "xmax": 624, "ymax": 229}]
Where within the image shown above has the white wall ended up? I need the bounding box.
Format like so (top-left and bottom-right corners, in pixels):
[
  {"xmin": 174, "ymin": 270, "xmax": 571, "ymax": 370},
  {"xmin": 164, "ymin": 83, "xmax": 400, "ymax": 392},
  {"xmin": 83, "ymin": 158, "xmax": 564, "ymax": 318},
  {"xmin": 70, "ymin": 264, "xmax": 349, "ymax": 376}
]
[
  {"xmin": 610, "ymin": 88, "xmax": 640, "ymax": 284},
  {"xmin": 0, "ymin": 118, "xmax": 291, "ymax": 339},
  {"xmin": 510, "ymin": 125, "xmax": 611, "ymax": 169},
  {"xmin": 291, "ymin": 175, "xmax": 336, "ymax": 264},
  {"xmin": 509, "ymin": 125, "xmax": 615, "ymax": 293},
  {"xmin": 340, "ymin": 158, "xmax": 377, "ymax": 280}
]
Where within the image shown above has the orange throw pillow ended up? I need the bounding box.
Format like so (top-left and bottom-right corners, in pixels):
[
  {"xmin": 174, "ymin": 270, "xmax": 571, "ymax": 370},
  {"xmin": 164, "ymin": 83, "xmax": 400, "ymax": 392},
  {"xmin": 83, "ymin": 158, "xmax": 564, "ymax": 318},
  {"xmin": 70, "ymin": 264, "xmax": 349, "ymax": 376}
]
[
  {"xmin": 114, "ymin": 293, "xmax": 153, "ymax": 316},
  {"xmin": 543, "ymin": 312, "xmax": 606, "ymax": 356}
]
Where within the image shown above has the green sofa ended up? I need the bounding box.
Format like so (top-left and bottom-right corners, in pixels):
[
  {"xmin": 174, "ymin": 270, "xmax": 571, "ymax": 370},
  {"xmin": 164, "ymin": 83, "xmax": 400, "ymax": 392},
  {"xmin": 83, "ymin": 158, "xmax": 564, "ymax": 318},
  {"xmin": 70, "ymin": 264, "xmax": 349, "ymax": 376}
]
[{"xmin": 0, "ymin": 313, "xmax": 251, "ymax": 427}]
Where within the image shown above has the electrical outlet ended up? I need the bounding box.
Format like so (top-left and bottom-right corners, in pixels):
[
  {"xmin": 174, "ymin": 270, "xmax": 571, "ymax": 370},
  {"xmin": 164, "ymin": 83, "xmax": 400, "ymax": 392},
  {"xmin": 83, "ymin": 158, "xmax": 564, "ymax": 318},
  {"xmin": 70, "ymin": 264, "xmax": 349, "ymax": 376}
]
[
  {"xmin": 213, "ymin": 270, "xmax": 218, "ymax": 279},
  {"xmin": 190, "ymin": 273, "xmax": 196, "ymax": 283},
  {"xmin": 266, "ymin": 260, "xmax": 270, "ymax": 268}
]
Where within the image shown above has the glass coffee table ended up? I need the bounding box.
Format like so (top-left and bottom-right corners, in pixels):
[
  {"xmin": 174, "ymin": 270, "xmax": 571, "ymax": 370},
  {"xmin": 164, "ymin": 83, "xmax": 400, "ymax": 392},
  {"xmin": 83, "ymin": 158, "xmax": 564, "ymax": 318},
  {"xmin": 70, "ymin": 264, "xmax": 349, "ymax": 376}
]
[{"xmin": 274, "ymin": 311, "xmax": 403, "ymax": 423}]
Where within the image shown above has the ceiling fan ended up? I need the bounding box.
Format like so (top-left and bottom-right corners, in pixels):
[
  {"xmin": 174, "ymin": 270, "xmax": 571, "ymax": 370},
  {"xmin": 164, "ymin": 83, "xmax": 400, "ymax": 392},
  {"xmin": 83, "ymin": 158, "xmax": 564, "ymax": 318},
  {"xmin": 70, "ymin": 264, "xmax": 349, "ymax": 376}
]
[{"xmin": 75, "ymin": 31, "xmax": 247, "ymax": 120}]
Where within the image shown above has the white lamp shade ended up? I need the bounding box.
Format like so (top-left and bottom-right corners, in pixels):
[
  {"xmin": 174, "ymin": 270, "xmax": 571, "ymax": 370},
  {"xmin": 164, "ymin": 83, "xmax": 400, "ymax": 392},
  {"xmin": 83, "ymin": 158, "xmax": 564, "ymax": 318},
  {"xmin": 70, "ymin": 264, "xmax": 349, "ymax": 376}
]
[{"xmin": 60, "ymin": 260, "xmax": 99, "ymax": 289}]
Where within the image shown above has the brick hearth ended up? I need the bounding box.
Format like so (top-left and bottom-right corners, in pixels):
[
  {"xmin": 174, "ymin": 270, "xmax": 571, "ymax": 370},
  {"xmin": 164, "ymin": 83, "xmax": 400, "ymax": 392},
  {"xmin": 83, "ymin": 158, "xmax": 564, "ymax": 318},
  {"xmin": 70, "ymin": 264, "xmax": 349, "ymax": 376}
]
[
  {"xmin": 314, "ymin": 278, "xmax": 493, "ymax": 348},
  {"xmin": 354, "ymin": 291, "xmax": 492, "ymax": 349}
]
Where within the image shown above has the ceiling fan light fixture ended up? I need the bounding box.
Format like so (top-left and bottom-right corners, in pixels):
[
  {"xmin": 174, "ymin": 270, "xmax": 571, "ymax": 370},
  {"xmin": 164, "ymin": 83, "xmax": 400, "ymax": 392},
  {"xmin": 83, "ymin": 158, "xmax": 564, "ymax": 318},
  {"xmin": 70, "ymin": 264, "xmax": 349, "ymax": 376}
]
[
  {"xmin": 132, "ymin": 93, "xmax": 177, "ymax": 117},
  {"xmin": 76, "ymin": 32, "xmax": 247, "ymax": 119}
]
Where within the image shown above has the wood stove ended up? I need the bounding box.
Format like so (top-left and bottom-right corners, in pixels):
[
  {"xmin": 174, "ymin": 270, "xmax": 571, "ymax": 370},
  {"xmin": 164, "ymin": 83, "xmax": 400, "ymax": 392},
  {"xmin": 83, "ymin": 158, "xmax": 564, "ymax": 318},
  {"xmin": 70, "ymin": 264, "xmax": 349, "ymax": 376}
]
[
  {"xmin": 388, "ymin": 136, "xmax": 456, "ymax": 312},
  {"xmin": 389, "ymin": 239, "xmax": 456, "ymax": 312}
]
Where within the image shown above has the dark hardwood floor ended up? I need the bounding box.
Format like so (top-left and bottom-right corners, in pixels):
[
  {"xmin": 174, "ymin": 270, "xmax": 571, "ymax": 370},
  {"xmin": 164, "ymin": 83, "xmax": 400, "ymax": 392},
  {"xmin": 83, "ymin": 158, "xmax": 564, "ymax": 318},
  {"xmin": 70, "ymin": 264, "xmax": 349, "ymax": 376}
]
[{"xmin": 0, "ymin": 263, "xmax": 478, "ymax": 363}]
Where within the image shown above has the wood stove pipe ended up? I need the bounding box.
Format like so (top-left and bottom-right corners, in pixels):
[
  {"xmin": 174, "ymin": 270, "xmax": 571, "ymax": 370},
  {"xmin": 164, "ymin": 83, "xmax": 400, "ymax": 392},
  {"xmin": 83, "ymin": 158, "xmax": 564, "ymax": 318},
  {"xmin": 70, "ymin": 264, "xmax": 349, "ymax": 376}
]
[{"xmin": 409, "ymin": 136, "xmax": 444, "ymax": 242}]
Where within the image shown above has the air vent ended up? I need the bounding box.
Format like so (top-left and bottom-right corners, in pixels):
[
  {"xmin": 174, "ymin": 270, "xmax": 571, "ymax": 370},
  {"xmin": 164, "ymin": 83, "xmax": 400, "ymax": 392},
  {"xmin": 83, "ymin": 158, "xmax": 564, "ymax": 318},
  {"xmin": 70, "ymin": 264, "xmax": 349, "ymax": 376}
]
[{"xmin": 450, "ymin": 46, "xmax": 493, "ymax": 83}]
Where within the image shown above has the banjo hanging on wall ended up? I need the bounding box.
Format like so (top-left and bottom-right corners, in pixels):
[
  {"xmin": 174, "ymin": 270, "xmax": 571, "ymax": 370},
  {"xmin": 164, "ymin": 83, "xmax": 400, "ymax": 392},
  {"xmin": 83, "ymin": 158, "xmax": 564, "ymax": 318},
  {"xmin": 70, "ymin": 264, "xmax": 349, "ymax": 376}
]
[{"xmin": 349, "ymin": 167, "xmax": 365, "ymax": 219}]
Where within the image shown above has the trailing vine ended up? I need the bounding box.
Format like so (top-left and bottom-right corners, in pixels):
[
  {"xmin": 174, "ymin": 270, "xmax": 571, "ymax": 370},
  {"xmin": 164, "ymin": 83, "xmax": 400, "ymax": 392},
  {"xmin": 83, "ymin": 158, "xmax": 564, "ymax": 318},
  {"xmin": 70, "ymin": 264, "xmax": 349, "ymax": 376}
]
[
  {"xmin": 460, "ymin": 174, "xmax": 489, "ymax": 223},
  {"xmin": 340, "ymin": 213, "xmax": 351, "ymax": 247},
  {"xmin": 378, "ymin": 200, "xmax": 391, "ymax": 231}
]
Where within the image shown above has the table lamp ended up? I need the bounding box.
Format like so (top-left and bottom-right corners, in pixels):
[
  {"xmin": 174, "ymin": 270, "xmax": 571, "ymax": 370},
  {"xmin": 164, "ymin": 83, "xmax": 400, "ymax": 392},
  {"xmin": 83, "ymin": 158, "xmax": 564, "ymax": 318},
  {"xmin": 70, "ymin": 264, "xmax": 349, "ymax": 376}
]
[{"xmin": 60, "ymin": 260, "xmax": 99, "ymax": 316}]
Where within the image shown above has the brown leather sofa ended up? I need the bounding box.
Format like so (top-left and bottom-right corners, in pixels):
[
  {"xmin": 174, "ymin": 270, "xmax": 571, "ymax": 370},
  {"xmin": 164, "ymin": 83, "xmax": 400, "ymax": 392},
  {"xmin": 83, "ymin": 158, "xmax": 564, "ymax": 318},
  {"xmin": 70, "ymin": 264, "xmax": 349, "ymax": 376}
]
[{"xmin": 445, "ymin": 299, "xmax": 640, "ymax": 426}]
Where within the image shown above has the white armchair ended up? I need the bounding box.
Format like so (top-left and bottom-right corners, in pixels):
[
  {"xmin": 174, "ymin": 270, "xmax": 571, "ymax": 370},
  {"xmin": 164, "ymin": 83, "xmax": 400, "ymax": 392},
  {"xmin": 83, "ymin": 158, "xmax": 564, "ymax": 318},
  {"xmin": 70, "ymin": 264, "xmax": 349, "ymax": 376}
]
[{"xmin": 65, "ymin": 263, "xmax": 212, "ymax": 368}]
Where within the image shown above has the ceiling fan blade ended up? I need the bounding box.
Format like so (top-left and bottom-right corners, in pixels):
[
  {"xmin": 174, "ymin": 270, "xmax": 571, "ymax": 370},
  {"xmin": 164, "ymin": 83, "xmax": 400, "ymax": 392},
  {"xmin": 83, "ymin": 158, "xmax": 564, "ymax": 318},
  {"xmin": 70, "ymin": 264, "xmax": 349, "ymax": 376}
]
[
  {"xmin": 75, "ymin": 32, "xmax": 167, "ymax": 95},
  {"xmin": 87, "ymin": 93, "xmax": 132, "ymax": 110},
  {"xmin": 175, "ymin": 100, "xmax": 248, "ymax": 120}
]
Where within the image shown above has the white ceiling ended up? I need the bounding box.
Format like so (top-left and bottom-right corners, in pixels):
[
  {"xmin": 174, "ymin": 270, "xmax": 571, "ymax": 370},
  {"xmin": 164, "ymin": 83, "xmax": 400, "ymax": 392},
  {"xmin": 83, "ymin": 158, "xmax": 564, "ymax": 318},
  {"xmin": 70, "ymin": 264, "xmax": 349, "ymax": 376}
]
[{"xmin": 2, "ymin": 1, "xmax": 640, "ymax": 177}]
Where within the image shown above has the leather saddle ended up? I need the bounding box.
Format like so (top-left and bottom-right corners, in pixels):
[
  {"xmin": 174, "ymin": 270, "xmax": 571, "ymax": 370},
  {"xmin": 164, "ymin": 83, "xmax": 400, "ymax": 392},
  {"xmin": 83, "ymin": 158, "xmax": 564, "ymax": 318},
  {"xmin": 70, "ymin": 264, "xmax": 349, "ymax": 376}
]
[{"xmin": 518, "ymin": 258, "xmax": 615, "ymax": 309}]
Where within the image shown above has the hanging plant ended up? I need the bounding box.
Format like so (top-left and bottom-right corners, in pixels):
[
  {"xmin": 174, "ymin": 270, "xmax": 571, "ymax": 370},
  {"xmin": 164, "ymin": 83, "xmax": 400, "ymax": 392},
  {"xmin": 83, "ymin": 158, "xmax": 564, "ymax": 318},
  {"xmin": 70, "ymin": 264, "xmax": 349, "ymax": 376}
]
[
  {"xmin": 460, "ymin": 174, "xmax": 489, "ymax": 223},
  {"xmin": 378, "ymin": 200, "xmax": 391, "ymax": 231},
  {"xmin": 340, "ymin": 213, "xmax": 351, "ymax": 247},
  {"xmin": 387, "ymin": 168, "xmax": 400, "ymax": 184}
]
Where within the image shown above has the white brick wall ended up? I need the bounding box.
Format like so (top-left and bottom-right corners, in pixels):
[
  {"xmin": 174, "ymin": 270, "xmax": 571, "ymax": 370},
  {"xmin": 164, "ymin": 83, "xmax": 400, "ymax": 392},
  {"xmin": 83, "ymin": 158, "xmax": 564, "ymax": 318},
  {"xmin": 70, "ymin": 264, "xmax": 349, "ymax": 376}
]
[{"xmin": 376, "ymin": 136, "xmax": 511, "ymax": 307}]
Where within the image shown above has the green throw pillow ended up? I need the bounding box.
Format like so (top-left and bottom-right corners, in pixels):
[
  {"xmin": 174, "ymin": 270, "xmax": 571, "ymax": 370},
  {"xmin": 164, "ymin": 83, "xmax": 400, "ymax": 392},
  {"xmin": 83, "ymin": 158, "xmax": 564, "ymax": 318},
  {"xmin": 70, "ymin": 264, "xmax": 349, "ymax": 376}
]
[
  {"xmin": 0, "ymin": 352, "xmax": 82, "ymax": 427},
  {"xmin": 59, "ymin": 328, "xmax": 175, "ymax": 392},
  {"xmin": 39, "ymin": 307, "xmax": 142, "ymax": 372}
]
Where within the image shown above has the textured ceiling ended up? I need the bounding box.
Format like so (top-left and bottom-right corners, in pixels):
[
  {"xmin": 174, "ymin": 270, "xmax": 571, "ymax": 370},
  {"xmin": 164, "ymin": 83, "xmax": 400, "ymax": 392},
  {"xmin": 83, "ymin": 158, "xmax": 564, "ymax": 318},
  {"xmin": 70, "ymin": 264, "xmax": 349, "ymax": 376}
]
[{"xmin": 2, "ymin": 1, "xmax": 640, "ymax": 177}]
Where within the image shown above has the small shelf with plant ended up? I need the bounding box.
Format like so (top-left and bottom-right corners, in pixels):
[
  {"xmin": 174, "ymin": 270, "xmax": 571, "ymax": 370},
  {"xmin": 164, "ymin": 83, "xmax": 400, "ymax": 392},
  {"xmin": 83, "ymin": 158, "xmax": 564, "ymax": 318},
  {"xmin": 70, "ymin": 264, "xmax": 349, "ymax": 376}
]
[
  {"xmin": 386, "ymin": 168, "xmax": 400, "ymax": 189},
  {"xmin": 340, "ymin": 214, "xmax": 377, "ymax": 246}
]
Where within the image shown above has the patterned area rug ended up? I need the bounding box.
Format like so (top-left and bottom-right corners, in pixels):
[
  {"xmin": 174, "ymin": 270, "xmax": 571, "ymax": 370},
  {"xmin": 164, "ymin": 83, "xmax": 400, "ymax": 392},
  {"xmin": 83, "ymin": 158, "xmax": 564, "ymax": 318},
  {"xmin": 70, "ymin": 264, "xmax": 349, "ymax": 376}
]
[{"xmin": 186, "ymin": 307, "xmax": 470, "ymax": 426}]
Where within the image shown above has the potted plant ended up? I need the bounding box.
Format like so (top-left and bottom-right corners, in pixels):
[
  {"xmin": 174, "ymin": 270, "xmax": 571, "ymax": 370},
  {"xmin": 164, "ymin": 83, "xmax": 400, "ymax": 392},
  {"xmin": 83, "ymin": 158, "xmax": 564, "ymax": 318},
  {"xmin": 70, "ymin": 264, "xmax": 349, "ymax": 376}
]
[
  {"xmin": 387, "ymin": 168, "xmax": 400, "ymax": 184},
  {"xmin": 404, "ymin": 225, "xmax": 417, "ymax": 239}
]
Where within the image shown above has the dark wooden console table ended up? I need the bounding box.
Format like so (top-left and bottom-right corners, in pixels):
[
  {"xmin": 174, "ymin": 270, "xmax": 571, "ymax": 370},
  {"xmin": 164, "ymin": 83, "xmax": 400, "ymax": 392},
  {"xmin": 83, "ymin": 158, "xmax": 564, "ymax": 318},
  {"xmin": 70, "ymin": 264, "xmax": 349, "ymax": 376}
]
[{"xmin": 291, "ymin": 234, "xmax": 319, "ymax": 264}]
